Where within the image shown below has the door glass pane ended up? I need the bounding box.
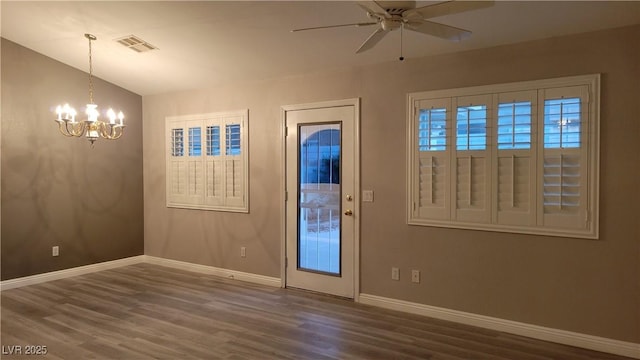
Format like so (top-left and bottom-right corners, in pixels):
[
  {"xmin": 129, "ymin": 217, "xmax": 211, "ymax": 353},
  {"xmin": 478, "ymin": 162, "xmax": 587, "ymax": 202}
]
[{"xmin": 298, "ymin": 124, "xmax": 341, "ymax": 275}]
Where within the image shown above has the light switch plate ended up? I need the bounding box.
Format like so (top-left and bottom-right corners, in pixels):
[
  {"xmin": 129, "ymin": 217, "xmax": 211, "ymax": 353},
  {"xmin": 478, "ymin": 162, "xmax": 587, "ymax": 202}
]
[{"xmin": 362, "ymin": 190, "xmax": 374, "ymax": 202}]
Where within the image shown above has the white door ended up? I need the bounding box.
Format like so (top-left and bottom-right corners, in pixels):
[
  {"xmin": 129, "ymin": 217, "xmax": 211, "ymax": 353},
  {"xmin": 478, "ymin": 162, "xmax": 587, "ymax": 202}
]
[{"xmin": 284, "ymin": 100, "xmax": 358, "ymax": 298}]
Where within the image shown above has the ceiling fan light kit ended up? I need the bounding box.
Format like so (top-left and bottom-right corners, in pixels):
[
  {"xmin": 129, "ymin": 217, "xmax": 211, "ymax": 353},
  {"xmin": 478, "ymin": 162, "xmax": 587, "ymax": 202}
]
[{"xmin": 292, "ymin": 0, "xmax": 494, "ymax": 60}]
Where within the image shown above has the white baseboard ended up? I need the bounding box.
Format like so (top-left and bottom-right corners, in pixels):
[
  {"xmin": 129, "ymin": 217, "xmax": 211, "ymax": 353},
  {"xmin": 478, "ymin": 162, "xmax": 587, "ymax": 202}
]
[
  {"xmin": 143, "ymin": 255, "xmax": 281, "ymax": 288},
  {"xmin": 0, "ymin": 255, "xmax": 281, "ymax": 291},
  {"xmin": 359, "ymin": 293, "xmax": 640, "ymax": 359},
  {"xmin": 0, "ymin": 255, "xmax": 146, "ymax": 291}
]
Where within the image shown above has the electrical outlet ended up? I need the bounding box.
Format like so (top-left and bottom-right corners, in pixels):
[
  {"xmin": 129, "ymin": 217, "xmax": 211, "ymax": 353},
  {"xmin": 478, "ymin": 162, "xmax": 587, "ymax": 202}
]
[
  {"xmin": 240, "ymin": 247, "xmax": 246, "ymax": 258},
  {"xmin": 52, "ymin": 246, "xmax": 59, "ymax": 257},
  {"xmin": 411, "ymin": 270, "xmax": 420, "ymax": 283},
  {"xmin": 391, "ymin": 267, "xmax": 400, "ymax": 281}
]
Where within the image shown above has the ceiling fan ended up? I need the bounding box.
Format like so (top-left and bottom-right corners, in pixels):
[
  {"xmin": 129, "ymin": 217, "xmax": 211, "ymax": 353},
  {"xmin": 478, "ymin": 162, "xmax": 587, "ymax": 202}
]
[{"xmin": 292, "ymin": 1, "xmax": 494, "ymax": 60}]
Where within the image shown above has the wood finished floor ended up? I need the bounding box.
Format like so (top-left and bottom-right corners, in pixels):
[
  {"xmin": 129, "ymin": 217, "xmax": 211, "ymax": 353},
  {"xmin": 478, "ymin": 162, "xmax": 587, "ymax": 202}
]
[{"xmin": 0, "ymin": 263, "xmax": 633, "ymax": 360}]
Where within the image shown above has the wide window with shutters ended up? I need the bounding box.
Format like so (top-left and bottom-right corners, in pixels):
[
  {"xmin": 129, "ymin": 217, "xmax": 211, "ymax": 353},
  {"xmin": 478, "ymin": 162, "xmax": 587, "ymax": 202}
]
[
  {"xmin": 407, "ymin": 75, "xmax": 599, "ymax": 238},
  {"xmin": 166, "ymin": 110, "xmax": 249, "ymax": 213}
]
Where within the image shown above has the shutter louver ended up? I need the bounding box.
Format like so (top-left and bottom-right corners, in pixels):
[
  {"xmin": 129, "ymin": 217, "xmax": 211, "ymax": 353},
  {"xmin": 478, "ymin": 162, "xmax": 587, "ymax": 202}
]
[
  {"xmin": 170, "ymin": 161, "xmax": 186, "ymax": 196},
  {"xmin": 498, "ymin": 156, "xmax": 530, "ymax": 212},
  {"xmin": 225, "ymin": 159, "xmax": 243, "ymax": 198},
  {"xmin": 188, "ymin": 160, "xmax": 204, "ymax": 198},
  {"xmin": 206, "ymin": 160, "xmax": 223, "ymax": 202},
  {"xmin": 498, "ymin": 155, "xmax": 531, "ymax": 212},
  {"xmin": 543, "ymin": 153, "xmax": 581, "ymax": 213},
  {"xmin": 454, "ymin": 155, "xmax": 489, "ymax": 223},
  {"xmin": 418, "ymin": 155, "xmax": 449, "ymax": 219},
  {"xmin": 497, "ymin": 154, "xmax": 534, "ymax": 225},
  {"xmin": 456, "ymin": 156, "xmax": 486, "ymax": 209}
]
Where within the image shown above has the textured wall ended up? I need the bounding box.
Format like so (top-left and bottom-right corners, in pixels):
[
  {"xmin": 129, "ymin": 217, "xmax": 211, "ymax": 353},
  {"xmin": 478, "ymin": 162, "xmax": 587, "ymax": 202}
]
[
  {"xmin": 1, "ymin": 39, "xmax": 144, "ymax": 280},
  {"xmin": 142, "ymin": 25, "xmax": 639, "ymax": 343}
]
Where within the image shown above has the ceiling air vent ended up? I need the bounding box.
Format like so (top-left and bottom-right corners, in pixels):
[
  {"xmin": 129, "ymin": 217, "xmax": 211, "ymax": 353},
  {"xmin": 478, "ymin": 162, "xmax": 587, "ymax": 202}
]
[{"xmin": 115, "ymin": 35, "xmax": 157, "ymax": 53}]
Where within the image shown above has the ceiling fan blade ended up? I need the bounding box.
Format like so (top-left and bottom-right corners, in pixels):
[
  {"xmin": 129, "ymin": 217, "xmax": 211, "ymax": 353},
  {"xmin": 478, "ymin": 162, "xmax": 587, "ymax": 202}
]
[
  {"xmin": 404, "ymin": 20, "xmax": 472, "ymax": 41},
  {"xmin": 292, "ymin": 22, "xmax": 377, "ymax": 32},
  {"xmin": 357, "ymin": 1, "xmax": 391, "ymax": 18},
  {"xmin": 404, "ymin": 0, "xmax": 494, "ymax": 20},
  {"xmin": 356, "ymin": 27, "xmax": 388, "ymax": 53}
]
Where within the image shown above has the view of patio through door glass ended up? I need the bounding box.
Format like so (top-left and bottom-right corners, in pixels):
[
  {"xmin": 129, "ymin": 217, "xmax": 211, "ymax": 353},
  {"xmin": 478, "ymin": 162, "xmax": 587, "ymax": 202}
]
[{"xmin": 298, "ymin": 123, "xmax": 341, "ymax": 275}]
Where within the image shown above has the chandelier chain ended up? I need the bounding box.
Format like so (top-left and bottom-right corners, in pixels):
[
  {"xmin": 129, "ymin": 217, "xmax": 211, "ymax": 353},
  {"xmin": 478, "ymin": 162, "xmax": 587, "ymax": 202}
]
[{"xmin": 88, "ymin": 34, "xmax": 94, "ymax": 104}]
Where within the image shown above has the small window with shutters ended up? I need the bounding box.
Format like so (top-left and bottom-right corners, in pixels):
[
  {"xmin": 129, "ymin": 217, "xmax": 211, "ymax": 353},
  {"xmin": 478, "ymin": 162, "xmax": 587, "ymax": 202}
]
[
  {"xmin": 408, "ymin": 75, "xmax": 599, "ymax": 238},
  {"xmin": 166, "ymin": 109, "xmax": 249, "ymax": 213}
]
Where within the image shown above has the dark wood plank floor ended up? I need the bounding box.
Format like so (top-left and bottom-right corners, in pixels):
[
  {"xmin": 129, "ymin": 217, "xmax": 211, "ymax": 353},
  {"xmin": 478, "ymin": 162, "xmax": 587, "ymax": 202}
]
[{"xmin": 0, "ymin": 263, "xmax": 633, "ymax": 359}]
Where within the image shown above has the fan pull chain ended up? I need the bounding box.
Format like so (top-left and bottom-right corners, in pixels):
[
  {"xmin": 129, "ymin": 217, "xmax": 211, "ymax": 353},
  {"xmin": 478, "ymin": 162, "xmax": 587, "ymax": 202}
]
[{"xmin": 399, "ymin": 24, "xmax": 405, "ymax": 61}]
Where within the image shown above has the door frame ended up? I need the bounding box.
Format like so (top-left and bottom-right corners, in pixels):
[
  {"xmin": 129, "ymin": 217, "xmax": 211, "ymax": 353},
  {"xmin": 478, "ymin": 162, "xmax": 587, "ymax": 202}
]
[{"xmin": 280, "ymin": 98, "xmax": 360, "ymax": 301}]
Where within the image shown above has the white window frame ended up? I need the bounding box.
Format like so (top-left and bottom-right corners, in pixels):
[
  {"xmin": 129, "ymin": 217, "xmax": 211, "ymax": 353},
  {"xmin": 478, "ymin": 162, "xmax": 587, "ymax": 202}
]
[
  {"xmin": 407, "ymin": 75, "xmax": 600, "ymax": 239},
  {"xmin": 166, "ymin": 109, "xmax": 249, "ymax": 213}
]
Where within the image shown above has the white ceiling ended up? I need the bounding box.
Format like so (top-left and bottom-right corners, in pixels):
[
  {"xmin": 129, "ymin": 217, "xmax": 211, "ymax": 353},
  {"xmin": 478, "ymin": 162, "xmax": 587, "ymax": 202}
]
[{"xmin": 2, "ymin": 1, "xmax": 640, "ymax": 96}]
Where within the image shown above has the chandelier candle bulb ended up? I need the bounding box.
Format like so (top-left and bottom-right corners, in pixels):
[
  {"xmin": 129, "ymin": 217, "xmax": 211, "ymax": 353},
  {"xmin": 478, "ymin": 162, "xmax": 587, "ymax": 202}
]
[{"xmin": 107, "ymin": 109, "xmax": 116, "ymax": 124}]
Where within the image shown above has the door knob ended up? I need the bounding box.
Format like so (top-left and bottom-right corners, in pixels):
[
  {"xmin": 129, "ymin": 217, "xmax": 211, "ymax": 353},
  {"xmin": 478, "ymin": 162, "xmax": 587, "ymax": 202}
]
[{"xmin": 344, "ymin": 209, "xmax": 353, "ymax": 216}]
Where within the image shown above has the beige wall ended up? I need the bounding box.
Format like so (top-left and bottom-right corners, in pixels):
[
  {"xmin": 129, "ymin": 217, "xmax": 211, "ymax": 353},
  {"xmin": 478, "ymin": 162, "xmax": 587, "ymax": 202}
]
[
  {"xmin": 1, "ymin": 39, "xmax": 144, "ymax": 280},
  {"xmin": 143, "ymin": 25, "xmax": 640, "ymax": 343}
]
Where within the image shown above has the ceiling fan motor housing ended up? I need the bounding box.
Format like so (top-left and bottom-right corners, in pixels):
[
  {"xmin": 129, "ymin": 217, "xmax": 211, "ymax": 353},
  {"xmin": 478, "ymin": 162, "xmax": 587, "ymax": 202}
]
[
  {"xmin": 377, "ymin": 0, "xmax": 416, "ymax": 15},
  {"xmin": 381, "ymin": 17, "xmax": 402, "ymax": 31}
]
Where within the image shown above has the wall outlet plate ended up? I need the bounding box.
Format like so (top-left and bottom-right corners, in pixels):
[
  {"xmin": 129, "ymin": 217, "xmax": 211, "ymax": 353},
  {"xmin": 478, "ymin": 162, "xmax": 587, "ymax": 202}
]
[
  {"xmin": 411, "ymin": 270, "xmax": 420, "ymax": 283},
  {"xmin": 391, "ymin": 267, "xmax": 400, "ymax": 281}
]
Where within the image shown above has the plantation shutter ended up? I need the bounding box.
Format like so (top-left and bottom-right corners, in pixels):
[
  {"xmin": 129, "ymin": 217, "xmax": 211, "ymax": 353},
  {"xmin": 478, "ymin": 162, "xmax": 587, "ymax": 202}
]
[
  {"xmin": 187, "ymin": 122, "xmax": 204, "ymax": 205},
  {"xmin": 223, "ymin": 119, "xmax": 245, "ymax": 208},
  {"xmin": 495, "ymin": 91, "xmax": 537, "ymax": 226},
  {"xmin": 452, "ymin": 95, "xmax": 492, "ymax": 223},
  {"xmin": 408, "ymin": 75, "xmax": 598, "ymax": 238},
  {"xmin": 538, "ymin": 86, "xmax": 589, "ymax": 230},
  {"xmin": 205, "ymin": 121, "xmax": 224, "ymax": 206},
  {"xmin": 167, "ymin": 123, "xmax": 188, "ymax": 205},
  {"xmin": 415, "ymin": 98, "xmax": 451, "ymax": 220},
  {"xmin": 166, "ymin": 110, "xmax": 249, "ymax": 212}
]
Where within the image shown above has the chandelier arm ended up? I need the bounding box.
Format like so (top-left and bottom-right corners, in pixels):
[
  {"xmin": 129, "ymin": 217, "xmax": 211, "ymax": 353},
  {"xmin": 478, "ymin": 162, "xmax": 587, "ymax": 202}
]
[
  {"xmin": 99, "ymin": 122, "xmax": 111, "ymax": 139},
  {"xmin": 61, "ymin": 121, "xmax": 86, "ymax": 137},
  {"xmin": 55, "ymin": 120, "xmax": 75, "ymax": 137},
  {"xmin": 100, "ymin": 123, "xmax": 125, "ymax": 140}
]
